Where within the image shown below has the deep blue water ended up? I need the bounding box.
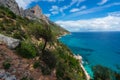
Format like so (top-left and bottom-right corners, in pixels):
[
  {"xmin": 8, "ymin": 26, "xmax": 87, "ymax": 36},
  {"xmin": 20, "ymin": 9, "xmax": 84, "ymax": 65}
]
[{"xmin": 59, "ymin": 32, "xmax": 120, "ymax": 77}]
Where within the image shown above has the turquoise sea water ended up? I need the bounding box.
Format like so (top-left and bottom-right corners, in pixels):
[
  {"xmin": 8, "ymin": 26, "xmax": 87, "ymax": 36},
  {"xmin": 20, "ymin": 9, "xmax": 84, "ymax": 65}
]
[{"xmin": 59, "ymin": 32, "xmax": 120, "ymax": 77}]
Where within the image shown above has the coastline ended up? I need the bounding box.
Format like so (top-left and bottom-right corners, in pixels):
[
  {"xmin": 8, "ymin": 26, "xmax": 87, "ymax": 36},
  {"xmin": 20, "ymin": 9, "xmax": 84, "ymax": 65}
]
[
  {"xmin": 59, "ymin": 33, "xmax": 91, "ymax": 80},
  {"xmin": 74, "ymin": 55, "xmax": 91, "ymax": 80},
  {"xmin": 57, "ymin": 32, "xmax": 71, "ymax": 39}
]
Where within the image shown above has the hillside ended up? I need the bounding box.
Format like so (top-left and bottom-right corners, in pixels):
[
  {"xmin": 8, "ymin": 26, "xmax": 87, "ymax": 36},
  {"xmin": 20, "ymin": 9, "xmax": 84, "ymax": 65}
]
[{"xmin": 0, "ymin": 3, "xmax": 86, "ymax": 80}]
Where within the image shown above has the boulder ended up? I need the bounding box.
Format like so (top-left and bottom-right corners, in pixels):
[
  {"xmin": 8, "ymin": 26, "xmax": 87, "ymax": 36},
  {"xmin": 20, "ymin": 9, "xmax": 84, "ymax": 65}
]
[{"xmin": 0, "ymin": 34, "xmax": 20, "ymax": 49}]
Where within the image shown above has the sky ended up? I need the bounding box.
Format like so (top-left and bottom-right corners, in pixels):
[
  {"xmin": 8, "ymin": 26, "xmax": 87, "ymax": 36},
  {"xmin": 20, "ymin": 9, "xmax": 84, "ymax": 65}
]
[{"xmin": 15, "ymin": 0, "xmax": 120, "ymax": 32}]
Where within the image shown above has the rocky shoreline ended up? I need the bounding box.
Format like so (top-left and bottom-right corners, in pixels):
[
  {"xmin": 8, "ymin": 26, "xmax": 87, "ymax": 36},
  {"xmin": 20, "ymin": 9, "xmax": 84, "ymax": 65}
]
[
  {"xmin": 58, "ymin": 33, "xmax": 91, "ymax": 80},
  {"xmin": 74, "ymin": 54, "xmax": 91, "ymax": 80}
]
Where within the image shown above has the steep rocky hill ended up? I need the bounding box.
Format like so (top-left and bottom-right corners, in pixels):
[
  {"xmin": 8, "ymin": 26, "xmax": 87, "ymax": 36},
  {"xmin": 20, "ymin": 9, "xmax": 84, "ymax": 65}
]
[
  {"xmin": 0, "ymin": 0, "xmax": 86, "ymax": 80},
  {"xmin": 0, "ymin": 0, "xmax": 49, "ymax": 22},
  {"xmin": 0, "ymin": 0, "xmax": 22, "ymax": 16},
  {"xmin": 24, "ymin": 5, "xmax": 47, "ymax": 20},
  {"xmin": 0, "ymin": 0, "xmax": 68, "ymax": 36}
]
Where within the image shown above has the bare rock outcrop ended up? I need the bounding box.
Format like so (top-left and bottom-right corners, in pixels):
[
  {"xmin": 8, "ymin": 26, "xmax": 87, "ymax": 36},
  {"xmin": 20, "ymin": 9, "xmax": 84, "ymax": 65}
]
[
  {"xmin": 0, "ymin": 0, "xmax": 22, "ymax": 16},
  {"xmin": 0, "ymin": 0, "xmax": 49, "ymax": 24},
  {"xmin": 24, "ymin": 5, "xmax": 49, "ymax": 23},
  {"xmin": 0, "ymin": 34, "xmax": 20, "ymax": 49}
]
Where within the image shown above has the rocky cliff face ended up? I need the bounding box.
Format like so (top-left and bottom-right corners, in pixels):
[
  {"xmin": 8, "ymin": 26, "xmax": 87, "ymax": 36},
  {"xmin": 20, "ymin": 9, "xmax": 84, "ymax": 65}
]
[
  {"xmin": 24, "ymin": 5, "xmax": 49, "ymax": 24},
  {"xmin": 24, "ymin": 5, "xmax": 42, "ymax": 20},
  {"xmin": 0, "ymin": 0, "xmax": 21, "ymax": 16},
  {"xmin": 0, "ymin": 0, "xmax": 49, "ymax": 23},
  {"xmin": 31, "ymin": 5, "xmax": 43, "ymax": 19}
]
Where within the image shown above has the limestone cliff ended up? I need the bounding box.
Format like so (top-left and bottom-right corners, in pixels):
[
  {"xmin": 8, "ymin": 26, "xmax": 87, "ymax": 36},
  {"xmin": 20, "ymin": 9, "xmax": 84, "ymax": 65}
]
[
  {"xmin": 0, "ymin": 0, "xmax": 49, "ymax": 23},
  {"xmin": 0, "ymin": 0, "xmax": 22, "ymax": 16},
  {"xmin": 24, "ymin": 5, "xmax": 49, "ymax": 24},
  {"xmin": 0, "ymin": 1, "xmax": 86, "ymax": 80}
]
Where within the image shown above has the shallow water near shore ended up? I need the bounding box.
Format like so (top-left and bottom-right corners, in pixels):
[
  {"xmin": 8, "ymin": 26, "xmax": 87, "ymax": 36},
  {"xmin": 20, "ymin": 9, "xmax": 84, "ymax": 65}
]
[{"xmin": 59, "ymin": 32, "xmax": 120, "ymax": 77}]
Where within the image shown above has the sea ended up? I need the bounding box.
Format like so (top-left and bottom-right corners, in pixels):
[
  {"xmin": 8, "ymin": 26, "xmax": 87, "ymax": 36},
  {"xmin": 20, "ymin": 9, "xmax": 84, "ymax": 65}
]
[{"xmin": 59, "ymin": 32, "xmax": 120, "ymax": 78}]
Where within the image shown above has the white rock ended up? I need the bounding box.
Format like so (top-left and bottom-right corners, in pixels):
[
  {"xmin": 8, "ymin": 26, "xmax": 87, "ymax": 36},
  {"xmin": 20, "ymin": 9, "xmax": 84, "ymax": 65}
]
[
  {"xmin": 5, "ymin": 75, "xmax": 16, "ymax": 80},
  {"xmin": 0, "ymin": 69, "xmax": 5, "ymax": 78},
  {"xmin": 0, "ymin": 34, "xmax": 20, "ymax": 49},
  {"xmin": 74, "ymin": 54, "xmax": 82, "ymax": 60}
]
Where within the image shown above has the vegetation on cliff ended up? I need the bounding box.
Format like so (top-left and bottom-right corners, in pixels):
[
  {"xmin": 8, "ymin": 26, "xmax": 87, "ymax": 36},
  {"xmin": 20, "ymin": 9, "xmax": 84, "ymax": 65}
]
[
  {"xmin": 0, "ymin": 6, "xmax": 86, "ymax": 80},
  {"xmin": 93, "ymin": 65, "xmax": 120, "ymax": 80}
]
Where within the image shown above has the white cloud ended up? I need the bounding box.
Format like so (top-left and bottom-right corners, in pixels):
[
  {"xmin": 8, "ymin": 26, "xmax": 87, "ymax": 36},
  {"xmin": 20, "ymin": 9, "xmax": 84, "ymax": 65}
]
[
  {"xmin": 52, "ymin": 11, "xmax": 59, "ymax": 15},
  {"xmin": 50, "ymin": 5, "xmax": 59, "ymax": 11},
  {"xmin": 46, "ymin": 0, "xmax": 56, "ymax": 2},
  {"xmin": 49, "ymin": 0, "xmax": 86, "ymax": 15},
  {"xmin": 109, "ymin": 11, "xmax": 120, "ymax": 17},
  {"xmin": 77, "ymin": 0, "xmax": 86, "ymax": 6},
  {"xmin": 45, "ymin": 14, "xmax": 51, "ymax": 17},
  {"xmin": 70, "ymin": 0, "xmax": 85, "ymax": 7},
  {"xmin": 79, "ymin": 5, "xmax": 86, "ymax": 10},
  {"xmin": 58, "ymin": 2, "xmax": 120, "ymax": 20},
  {"xmin": 70, "ymin": 5, "xmax": 86, "ymax": 12},
  {"xmin": 49, "ymin": 5, "xmax": 66, "ymax": 15},
  {"xmin": 49, "ymin": 5, "xmax": 59, "ymax": 15},
  {"xmin": 61, "ymin": 0, "xmax": 86, "ymax": 11},
  {"xmin": 15, "ymin": 0, "xmax": 33, "ymax": 9},
  {"xmin": 70, "ymin": 8, "xmax": 80, "ymax": 12},
  {"xmin": 40, "ymin": 0, "xmax": 64, "ymax": 2},
  {"xmin": 56, "ymin": 15, "xmax": 120, "ymax": 32},
  {"xmin": 98, "ymin": 0, "xmax": 108, "ymax": 5},
  {"xmin": 15, "ymin": 0, "xmax": 63, "ymax": 9}
]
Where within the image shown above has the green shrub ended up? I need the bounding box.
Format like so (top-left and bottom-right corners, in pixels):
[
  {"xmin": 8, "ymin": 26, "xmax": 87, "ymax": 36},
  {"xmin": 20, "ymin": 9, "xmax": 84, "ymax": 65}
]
[
  {"xmin": 42, "ymin": 50, "xmax": 56, "ymax": 69},
  {"xmin": 38, "ymin": 43, "xmax": 44, "ymax": 50},
  {"xmin": 21, "ymin": 77, "xmax": 34, "ymax": 80},
  {"xmin": 28, "ymin": 23, "xmax": 43, "ymax": 40},
  {"xmin": 33, "ymin": 61, "xmax": 40, "ymax": 69},
  {"xmin": 0, "ymin": 6, "xmax": 16, "ymax": 19},
  {"xmin": 13, "ymin": 31, "xmax": 23, "ymax": 39},
  {"xmin": 13, "ymin": 30, "xmax": 27, "ymax": 40},
  {"xmin": 0, "ymin": 23, "xmax": 4, "ymax": 31},
  {"xmin": 56, "ymin": 62, "xmax": 65, "ymax": 80},
  {"xmin": 115, "ymin": 72, "xmax": 120, "ymax": 80},
  {"xmin": 17, "ymin": 40, "xmax": 37, "ymax": 58},
  {"xmin": 68, "ymin": 56, "xmax": 80, "ymax": 68},
  {"xmin": 40, "ymin": 65, "xmax": 51, "ymax": 75},
  {"xmin": 21, "ymin": 77, "xmax": 28, "ymax": 80},
  {"xmin": 3, "ymin": 61, "xmax": 11, "ymax": 69},
  {"xmin": 93, "ymin": 65, "xmax": 120, "ymax": 80},
  {"xmin": 55, "ymin": 46, "xmax": 86, "ymax": 80}
]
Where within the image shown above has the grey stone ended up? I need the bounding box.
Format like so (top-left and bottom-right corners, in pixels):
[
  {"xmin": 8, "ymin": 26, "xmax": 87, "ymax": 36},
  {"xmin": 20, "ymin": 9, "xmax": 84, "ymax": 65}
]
[
  {"xmin": 5, "ymin": 72, "xmax": 11, "ymax": 77},
  {"xmin": 0, "ymin": 69, "xmax": 5, "ymax": 78},
  {"xmin": 0, "ymin": 0, "xmax": 49, "ymax": 23},
  {"xmin": 0, "ymin": 71, "xmax": 16, "ymax": 80},
  {"xmin": 0, "ymin": 0, "xmax": 21, "ymax": 16},
  {"xmin": 0, "ymin": 34, "xmax": 20, "ymax": 49},
  {"xmin": 5, "ymin": 75, "xmax": 16, "ymax": 80},
  {"xmin": 24, "ymin": 5, "xmax": 48, "ymax": 21},
  {"xmin": 2, "ymin": 72, "xmax": 11, "ymax": 79}
]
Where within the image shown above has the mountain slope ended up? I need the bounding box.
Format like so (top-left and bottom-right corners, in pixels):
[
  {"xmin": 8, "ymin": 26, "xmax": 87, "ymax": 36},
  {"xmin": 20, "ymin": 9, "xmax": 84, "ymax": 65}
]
[
  {"xmin": 0, "ymin": 0, "xmax": 22, "ymax": 16},
  {"xmin": 0, "ymin": 1, "xmax": 85, "ymax": 80}
]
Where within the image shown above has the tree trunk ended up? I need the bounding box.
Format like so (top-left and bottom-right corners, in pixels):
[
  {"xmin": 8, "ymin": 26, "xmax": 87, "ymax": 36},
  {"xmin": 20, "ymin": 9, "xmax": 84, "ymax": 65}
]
[{"xmin": 42, "ymin": 39, "xmax": 47, "ymax": 52}]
